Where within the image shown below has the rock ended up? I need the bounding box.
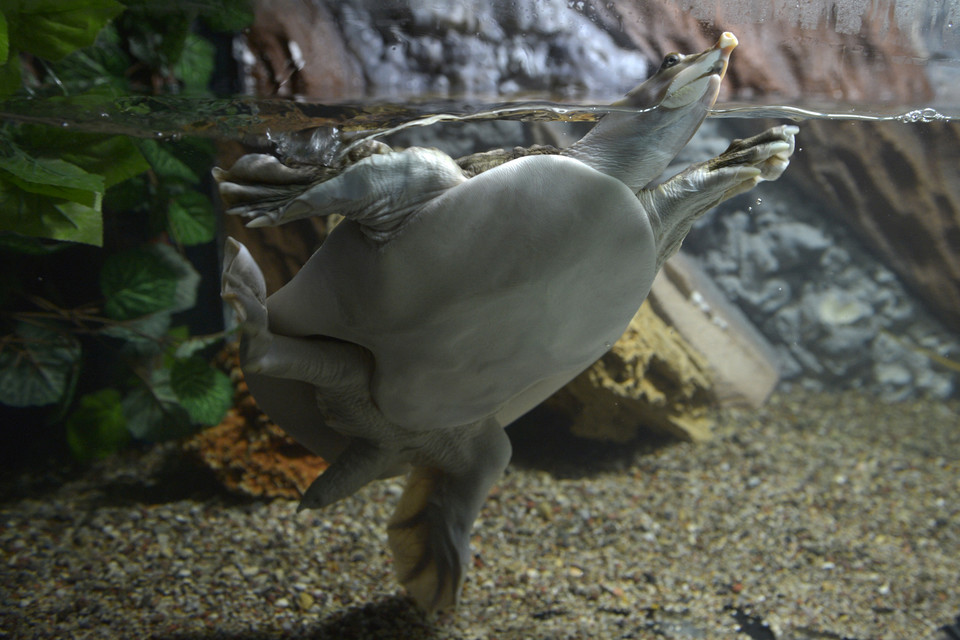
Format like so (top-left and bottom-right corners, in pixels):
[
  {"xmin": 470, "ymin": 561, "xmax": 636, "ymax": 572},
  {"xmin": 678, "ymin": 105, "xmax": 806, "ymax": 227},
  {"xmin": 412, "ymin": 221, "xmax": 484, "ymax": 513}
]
[
  {"xmin": 685, "ymin": 168, "xmax": 959, "ymax": 400},
  {"xmin": 544, "ymin": 251, "xmax": 782, "ymax": 444},
  {"xmin": 544, "ymin": 301, "xmax": 715, "ymax": 443},
  {"xmin": 331, "ymin": 0, "xmax": 648, "ymax": 98},
  {"xmin": 183, "ymin": 410, "xmax": 327, "ymax": 499},
  {"xmin": 649, "ymin": 252, "xmax": 781, "ymax": 410},
  {"xmin": 603, "ymin": 0, "xmax": 932, "ymax": 104},
  {"xmin": 787, "ymin": 119, "xmax": 960, "ymax": 332},
  {"xmin": 816, "ymin": 290, "xmax": 873, "ymax": 327},
  {"xmin": 241, "ymin": 0, "xmax": 365, "ymax": 98}
]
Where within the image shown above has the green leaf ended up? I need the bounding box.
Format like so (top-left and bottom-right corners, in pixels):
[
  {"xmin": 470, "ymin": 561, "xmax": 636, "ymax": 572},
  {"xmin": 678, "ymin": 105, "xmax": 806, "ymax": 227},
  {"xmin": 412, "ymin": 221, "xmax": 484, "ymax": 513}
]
[
  {"xmin": 100, "ymin": 244, "xmax": 199, "ymax": 322},
  {"xmin": 70, "ymin": 137, "xmax": 149, "ymax": 189},
  {"xmin": 100, "ymin": 247, "xmax": 179, "ymax": 320},
  {"xmin": 0, "ymin": 54, "xmax": 20, "ymax": 98},
  {"xmin": 167, "ymin": 190, "xmax": 215, "ymax": 246},
  {"xmin": 103, "ymin": 173, "xmax": 146, "ymax": 212},
  {"xmin": 0, "ymin": 232, "xmax": 72, "ymax": 255},
  {"xmin": 136, "ymin": 139, "xmax": 199, "ymax": 183},
  {"xmin": 8, "ymin": 0, "xmax": 124, "ymax": 62},
  {"xmin": 42, "ymin": 30, "xmax": 129, "ymax": 97},
  {"xmin": 17, "ymin": 128, "xmax": 148, "ymax": 189},
  {"xmin": 0, "ymin": 321, "xmax": 81, "ymax": 407},
  {"xmin": 51, "ymin": 198, "xmax": 103, "ymax": 243},
  {"xmin": 173, "ymin": 33, "xmax": 214, "ymax": 93},
  {"xmin": 199, "ymin": 0, "xmax": 253, "ymax": 32},
  {"xmin": 121, "ymin": 368, "xmax": 193, "ymax": 440},
  {"xmin": 151, "ymin": 243, "xmax": 199, "ymax": 314},
  {"xmin": 47, "ymin": 23, "xmax": 128, "ymax": 92},
  {"xmin": 170, "ymin": 356, "xmax": 232, "ymax": 425},
  {"xmin": 0, "ymin": 177, "xmax": 103, "ymax": 245},
  {"xmin": 0, "ymin": 134, "xmax": 106, "ymax": 244},
  {"xmin": 66, "ymin": 388, "xmax": 129, "ymax": 461},
  {"xmin": 0, "ymin": 144, "xmax": 104, "ymax": 206},
  {"xmin": 100, "ymin": 310, "xmax": 171, "ymax": 353},
  {"xmin": 120, "ymin": 7, "xmax": 190, "ymax": 72},
  {"xmin": 1, "ymin": 9, "xmax": 9, "ymax": 66}
]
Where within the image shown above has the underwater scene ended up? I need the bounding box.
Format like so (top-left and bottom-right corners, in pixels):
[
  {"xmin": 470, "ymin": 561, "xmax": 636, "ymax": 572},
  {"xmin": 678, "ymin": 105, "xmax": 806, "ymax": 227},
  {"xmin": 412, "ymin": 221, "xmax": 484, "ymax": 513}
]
[{"xmin": 1, "ymin": 1, "xmax": 958, "ymax": 638}]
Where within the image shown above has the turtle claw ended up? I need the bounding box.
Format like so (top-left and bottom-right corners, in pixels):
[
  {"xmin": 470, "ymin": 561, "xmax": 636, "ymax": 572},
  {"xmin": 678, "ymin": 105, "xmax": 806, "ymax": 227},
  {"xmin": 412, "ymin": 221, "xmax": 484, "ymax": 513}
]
[
  {"xmin": 221, "ymin": 238, "xmax": 271, "ymax": 367},
  {"xmin": 716, "ymin": 124, "xmax": 798, "ymax": 181},
  {"xmin": 215, "ymin": 154, "xmax": 320, "ymax": 227},
  {"xmin": 222, "ymin": 239, "xmax": 266, "ymax": 319},
  {"xmin": 702, "ymin": 124, "xmax": 798, "ymax": 196}
]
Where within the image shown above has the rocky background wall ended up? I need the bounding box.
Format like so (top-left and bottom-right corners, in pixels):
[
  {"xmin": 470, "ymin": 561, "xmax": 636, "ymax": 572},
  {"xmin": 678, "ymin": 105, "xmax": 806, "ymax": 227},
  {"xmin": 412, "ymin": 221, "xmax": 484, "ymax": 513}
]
[{"xmin": 205, "ymin": 0, "xmax": 959, "ymax": 483}]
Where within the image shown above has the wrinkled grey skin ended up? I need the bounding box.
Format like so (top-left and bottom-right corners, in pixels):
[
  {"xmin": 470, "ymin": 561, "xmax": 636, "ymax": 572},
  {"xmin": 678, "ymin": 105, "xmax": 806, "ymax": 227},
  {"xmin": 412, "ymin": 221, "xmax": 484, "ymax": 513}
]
[{"xmin": 217, "ymin": 32, "xmax": 798, "ymax": 613}]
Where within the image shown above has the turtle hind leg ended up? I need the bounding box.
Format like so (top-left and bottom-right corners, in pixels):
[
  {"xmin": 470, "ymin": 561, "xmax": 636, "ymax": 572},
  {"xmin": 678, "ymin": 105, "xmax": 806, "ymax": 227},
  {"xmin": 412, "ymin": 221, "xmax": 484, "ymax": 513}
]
[{"xmin": 387, "ymin": 420, "xmax": 512, "ymax": 613}]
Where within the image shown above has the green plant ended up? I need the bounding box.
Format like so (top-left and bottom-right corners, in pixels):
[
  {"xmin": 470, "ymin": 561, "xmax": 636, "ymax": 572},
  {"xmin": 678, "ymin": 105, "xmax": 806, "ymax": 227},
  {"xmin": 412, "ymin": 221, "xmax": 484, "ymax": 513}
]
[{"xmin": 0, "ymin": 0, "xmax": 252, "ymax": 461}]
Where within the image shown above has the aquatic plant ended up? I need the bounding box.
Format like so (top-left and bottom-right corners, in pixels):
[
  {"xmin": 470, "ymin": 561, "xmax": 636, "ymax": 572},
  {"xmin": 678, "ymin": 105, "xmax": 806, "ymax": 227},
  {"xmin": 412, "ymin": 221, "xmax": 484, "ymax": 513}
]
[{"xmin": 0, "ymin": 1, "xmax": 251, "ymax": 460}]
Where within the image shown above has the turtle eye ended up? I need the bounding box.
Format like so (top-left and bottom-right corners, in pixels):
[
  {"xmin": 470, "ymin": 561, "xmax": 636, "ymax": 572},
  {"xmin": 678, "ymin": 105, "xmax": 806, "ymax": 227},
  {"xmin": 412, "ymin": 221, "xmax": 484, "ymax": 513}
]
[{"xmin": 659, "ymin": 53, "xmax": 682, "ymax": 71}]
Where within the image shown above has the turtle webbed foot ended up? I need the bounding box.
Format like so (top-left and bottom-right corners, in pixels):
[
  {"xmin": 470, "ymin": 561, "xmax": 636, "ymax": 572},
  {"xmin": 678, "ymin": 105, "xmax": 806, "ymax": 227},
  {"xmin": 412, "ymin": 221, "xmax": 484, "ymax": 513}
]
[
  {"xmin": 388, "ymin": 467, "xmax": 469, "ymax": 612},
  {"xmin": 387, "ymin": 421, "xmax": 512, "ymax": 613}
]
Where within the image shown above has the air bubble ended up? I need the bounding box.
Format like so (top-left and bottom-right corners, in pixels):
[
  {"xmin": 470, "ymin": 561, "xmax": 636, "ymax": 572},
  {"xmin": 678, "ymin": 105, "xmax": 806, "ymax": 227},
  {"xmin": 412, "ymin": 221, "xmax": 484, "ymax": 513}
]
[{"xmin": 897, "ymin": 107, "xmax": 948, "ymax": 123}]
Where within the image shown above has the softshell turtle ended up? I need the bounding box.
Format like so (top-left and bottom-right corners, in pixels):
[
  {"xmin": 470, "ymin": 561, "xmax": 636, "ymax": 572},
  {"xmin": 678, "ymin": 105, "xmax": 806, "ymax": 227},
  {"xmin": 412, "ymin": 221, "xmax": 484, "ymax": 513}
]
[{"xmin": 216, "ymin": 31, "xmax": 798, "ymax": 612}]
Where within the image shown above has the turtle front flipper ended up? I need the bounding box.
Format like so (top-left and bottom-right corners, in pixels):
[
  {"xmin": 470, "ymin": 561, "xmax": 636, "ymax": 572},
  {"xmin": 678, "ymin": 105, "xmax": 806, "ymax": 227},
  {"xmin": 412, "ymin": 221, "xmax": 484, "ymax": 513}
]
[
  {"xmin": 388, "ymin": 419, "xmax": 512, "ymax": 613},
  {"xmin": 255, "ymin": 147, "xmax": 467, "ymax": 240},
  {"xmin": 641, "ymin": 124, "xmax": 799, "ymax": 269},
  {"xmin": 213, "ymin": 140, "xmax": 395, "ymax": 225}
]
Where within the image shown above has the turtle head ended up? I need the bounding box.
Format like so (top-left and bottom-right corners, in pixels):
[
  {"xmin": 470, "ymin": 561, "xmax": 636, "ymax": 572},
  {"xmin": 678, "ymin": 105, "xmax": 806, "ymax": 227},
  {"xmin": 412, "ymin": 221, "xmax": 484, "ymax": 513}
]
[
  {"xmin": 615, "ymin": 31, "xmax": 737, "ymax": 112},
  {"xmin": 563, "ymin": 32, "xmax": 738, "ymax": 191}
]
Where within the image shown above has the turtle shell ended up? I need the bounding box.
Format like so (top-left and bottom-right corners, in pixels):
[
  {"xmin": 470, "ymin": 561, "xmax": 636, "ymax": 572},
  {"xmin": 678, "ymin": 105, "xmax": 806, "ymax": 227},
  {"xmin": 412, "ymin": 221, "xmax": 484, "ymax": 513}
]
[{"xmin": 266, "ymin": 153, "xmax": 656, "ymax": 430}]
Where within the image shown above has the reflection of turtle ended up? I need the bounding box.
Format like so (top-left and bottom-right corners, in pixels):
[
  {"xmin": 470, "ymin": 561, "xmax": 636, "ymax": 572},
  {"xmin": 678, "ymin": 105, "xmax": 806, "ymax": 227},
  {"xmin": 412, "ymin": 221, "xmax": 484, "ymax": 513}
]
[{"xmin": 217, "ymin": 31, "xmax": 798, "ymax": 612}]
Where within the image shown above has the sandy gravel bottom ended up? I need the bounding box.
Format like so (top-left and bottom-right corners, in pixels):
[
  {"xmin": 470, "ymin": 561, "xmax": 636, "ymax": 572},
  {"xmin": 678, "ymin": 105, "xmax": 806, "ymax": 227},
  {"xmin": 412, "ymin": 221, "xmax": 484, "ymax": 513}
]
[{"xmin": 2, "ymin": 389, "xmax": 959, "ymax": 639}]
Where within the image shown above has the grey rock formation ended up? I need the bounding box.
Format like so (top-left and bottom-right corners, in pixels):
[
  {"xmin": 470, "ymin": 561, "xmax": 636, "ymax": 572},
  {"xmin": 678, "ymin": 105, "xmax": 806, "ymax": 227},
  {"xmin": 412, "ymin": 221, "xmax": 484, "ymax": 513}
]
[
  {"xmin": 683, "ymin": 123, "xmax": 958, "ymax": 401},
  {"xmin": 332, "ymin": 0, "xmax": 647, "ymax": 98}
]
